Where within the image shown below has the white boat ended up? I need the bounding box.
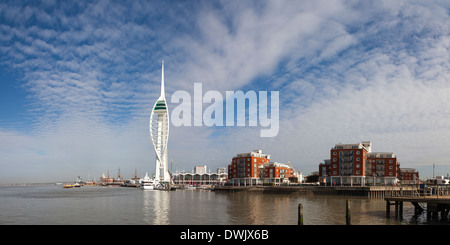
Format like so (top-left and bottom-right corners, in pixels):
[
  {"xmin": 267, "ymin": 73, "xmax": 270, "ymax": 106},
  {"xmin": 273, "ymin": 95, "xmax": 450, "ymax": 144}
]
[{"xmin": 140, "ymin": 172, "xmax": 158, "ymax": 190}]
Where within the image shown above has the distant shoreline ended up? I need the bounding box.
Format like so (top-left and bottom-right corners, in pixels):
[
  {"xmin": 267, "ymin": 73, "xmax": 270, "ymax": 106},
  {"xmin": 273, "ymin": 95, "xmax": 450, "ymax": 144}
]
[{"xmin": 0, "ymin": 182, "xmax": 65, "ymax": 187}]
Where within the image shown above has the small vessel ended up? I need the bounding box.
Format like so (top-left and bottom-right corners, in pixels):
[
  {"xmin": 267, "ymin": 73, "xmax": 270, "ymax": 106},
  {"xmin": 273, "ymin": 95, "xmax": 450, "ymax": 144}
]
[
  {"xmin": 63, "ymin": 184, "xmax": 74, "ymax": 188},
  {"xmin": 74, "ymin": 176, "xmax": 83, "ymax": 187},
  {"xmin": 140, "ymin": 172, "xmax": 158, "ymax": 190}
]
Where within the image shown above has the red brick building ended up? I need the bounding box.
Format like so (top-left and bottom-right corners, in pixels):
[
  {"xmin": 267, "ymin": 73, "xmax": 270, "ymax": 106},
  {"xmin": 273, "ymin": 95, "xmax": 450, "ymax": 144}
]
[
  {"xmin": 228, "ymin": 150, "xmax": 299, "ymax": 186},
  {"xmin": 399, "ymin": 168, "xmax": 419, "ymax": 184},
  {"xmin": 263, "ymin": 162, "xmax": 295, "ymax": 185},
  {"xmin": 366, "ymin": 152, "xmax": 400, "ymax": 184},
  {"xmin": 228, "ymin": 150, "xmax": 271, "ymax": 186},
  {"xmin": 319, "ymin": 141, "xmax": 404, "ymax": 186}
]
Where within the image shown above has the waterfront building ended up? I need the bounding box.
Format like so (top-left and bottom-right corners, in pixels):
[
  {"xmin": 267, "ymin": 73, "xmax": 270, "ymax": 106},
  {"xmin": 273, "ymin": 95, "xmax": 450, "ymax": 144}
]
[
  {"xmin": 399, "ymin": 168, "xmax": 419, "ymax": 185},
  {"xmin": 366, "ymin": 152, "xmax": 400, "ymax": 185},
  {"xmin": 227, "ymin": 150, "xmax": 300, "ymax": 186},
  {"xmin": 172, "ymin": 168, "xmax": 228, "ymax": 186},
  {"xmin": 228, "ymin": 150, "xmax": 271, "ymax": 186},
  {"xmin": 149, "ymin": 61, "xmax": 171, "ymax": 184},
  {"xmin": 319, "ymin": 141, "xmax": 405, "ymax": 186},
  {"xmin": 319, "ymin": 159, "xmax": 331, "ymax": 183},
  {"xmin": 262, "ymin": 162, "xmax": 295, "ymax": 185}
]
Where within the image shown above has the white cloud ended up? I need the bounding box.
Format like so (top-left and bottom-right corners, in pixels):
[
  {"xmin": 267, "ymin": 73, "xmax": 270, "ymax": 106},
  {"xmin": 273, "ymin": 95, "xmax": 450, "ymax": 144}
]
[{"xmin": 1, "ymin": 0, "xmax": 450, "ymax": 183}]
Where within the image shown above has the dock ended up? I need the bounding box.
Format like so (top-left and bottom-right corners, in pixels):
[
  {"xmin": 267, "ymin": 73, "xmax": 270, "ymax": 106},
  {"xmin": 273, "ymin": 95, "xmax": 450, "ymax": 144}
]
[{"xmin": 385, "ymin": 195, "xmax": 450, "ymax": 221}]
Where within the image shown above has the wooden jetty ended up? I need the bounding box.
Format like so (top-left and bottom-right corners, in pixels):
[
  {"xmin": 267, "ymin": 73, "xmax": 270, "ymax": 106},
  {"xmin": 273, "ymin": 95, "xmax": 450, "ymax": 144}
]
[{"xmin": 385, "ymin": 195, "xmax": 450, "ymax": 221}]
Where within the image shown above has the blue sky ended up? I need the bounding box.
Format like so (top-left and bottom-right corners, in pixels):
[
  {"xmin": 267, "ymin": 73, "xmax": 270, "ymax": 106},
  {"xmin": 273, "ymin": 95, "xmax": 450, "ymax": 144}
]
[{"xmin": 1, "ymin": 0, "xmax": 450, "ymax": 183}]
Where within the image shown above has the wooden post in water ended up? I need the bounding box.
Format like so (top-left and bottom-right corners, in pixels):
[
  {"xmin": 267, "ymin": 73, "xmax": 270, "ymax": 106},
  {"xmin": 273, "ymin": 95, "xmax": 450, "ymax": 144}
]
[
  {"xmin": 346, "ymin": 199, "xmax": 351, "ymax": 225},
  {"xmin": 298, "ymin": 203, "xmax": 303, "ymax": 225},
  {"xmin": 386, "ymin": 200, "xmax": 390, "ymax": 218},
  {"xmin": 394, "ymin": 201, "xmax": 399, "ymax": 218}
]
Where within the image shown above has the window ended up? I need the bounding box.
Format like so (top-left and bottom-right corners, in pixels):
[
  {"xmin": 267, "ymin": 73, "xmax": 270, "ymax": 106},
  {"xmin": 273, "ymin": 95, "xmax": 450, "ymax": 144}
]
[
  {"xmin": 356, "ymin": 158, "xmax": 360, "ymax": 161},
  {"xmin": 356, "ymin": 171, "xmax": 360, "ymax": 174},
  {"xmin": 254, "ymin": 159, "xmax": 257, "ymax": 162},
  {"xmin": 356, "ymin": 151, "xmax": 360, "ymax": 155},
  {"xmin": 333, "ymin": 171, "xmax": 337, "ymax": 175},
  {"xmin": 333, "ymin": 164, "xmax": 337, "ymax": 168},
  {"xmin": 389, "ymin": 160, "xmax": 393, "ymax": 163},
  {"xmin": 333, "ymin": 158, "xmax": 337, "ymax": 162},
  {"xmin": 356, "ymin": 164, "xmax": 360, "ymax": 168},
  {"xmin": 333, "ymin": 152, "xmax": 337, "ymax": 156},
  {"xmin": 389, "ymin": 166, "xmax": 393, "ymax": 169}
]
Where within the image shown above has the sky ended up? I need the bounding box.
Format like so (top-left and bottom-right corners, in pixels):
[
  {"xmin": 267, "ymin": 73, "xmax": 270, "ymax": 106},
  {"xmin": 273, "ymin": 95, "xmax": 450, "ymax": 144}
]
[{"xmin": 1, "ymin": 0, "xmax": 450, "ymax": 184}]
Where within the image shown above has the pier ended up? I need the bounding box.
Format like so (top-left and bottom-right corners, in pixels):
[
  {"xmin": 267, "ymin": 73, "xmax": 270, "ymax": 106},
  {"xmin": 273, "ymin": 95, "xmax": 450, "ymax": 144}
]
[{"xmin": 385, "ymin": 195, "xmax": 450, "ymax": 221}]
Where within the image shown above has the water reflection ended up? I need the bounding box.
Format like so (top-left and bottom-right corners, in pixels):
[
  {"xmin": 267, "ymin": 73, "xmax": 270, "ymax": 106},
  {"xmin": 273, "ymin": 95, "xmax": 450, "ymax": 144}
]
[
  {"xmin": 142, "ymin": 190, "xmax": 171, "ymax": 225},
  {"xmin": 219, "ymin": 192, "xmax": 424, "ymax": 225},
  {"xmin": 2, "ymin": 186, "xmax": 446, "ymax": 225}
]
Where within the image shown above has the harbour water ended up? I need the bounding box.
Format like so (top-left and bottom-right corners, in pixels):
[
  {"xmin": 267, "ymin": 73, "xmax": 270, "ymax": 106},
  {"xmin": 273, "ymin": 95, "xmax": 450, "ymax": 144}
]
[{"xmin": 0, "ymin": 184, "xmax": 441, "ymax": 225}]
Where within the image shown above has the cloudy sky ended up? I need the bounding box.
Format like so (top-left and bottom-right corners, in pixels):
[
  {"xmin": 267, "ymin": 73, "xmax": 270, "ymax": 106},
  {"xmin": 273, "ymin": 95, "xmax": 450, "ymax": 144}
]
[{"xmin": 1, "ymin": 0, "xmax": 450, "ymax": 184}]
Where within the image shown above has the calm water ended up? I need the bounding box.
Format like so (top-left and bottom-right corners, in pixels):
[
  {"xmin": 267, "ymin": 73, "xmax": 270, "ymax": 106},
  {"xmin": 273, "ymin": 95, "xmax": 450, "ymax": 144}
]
[{"xmin": 0, "ymin": 185, "xmax": 439, "ymax": 225}]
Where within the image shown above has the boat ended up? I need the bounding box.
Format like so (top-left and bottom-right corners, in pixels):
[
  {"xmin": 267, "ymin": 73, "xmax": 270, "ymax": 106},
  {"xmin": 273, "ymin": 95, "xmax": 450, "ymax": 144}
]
[
  {"xmin": 184, "ymin": 185, "xmax": 196, "ymax": 190},
  {"xmin": 63, "ymin": 184, "xmax": 74, "ymax": 188},
  {"xmin": 140, "ymin": 172, "xmax": 158, "ymax": 190},
  {"xmin": 74, "ymin": 176, "xmax": 83, "ymax": 187}
]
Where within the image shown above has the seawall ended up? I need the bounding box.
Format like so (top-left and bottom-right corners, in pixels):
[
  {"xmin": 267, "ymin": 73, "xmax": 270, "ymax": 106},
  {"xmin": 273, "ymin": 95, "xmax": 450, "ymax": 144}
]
[{"xmin": 214, "ymin": 185, "xmax": 419, "ymax": 197}]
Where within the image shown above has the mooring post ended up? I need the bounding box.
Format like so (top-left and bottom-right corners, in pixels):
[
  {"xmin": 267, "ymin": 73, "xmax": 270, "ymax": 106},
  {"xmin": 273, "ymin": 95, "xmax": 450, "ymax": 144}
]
[
  {"xmin": 395, "ymin": 201, "xmax": 399, "ymax": 218},
  {"xmin": 346, "ymin": 199, "xmax": 351, "ymax": 225},
  {"xmin": 298, "ymin": 203, "xmax": 303, "ymax": 225},
  {"xmin": 386, "ymin": 200, "xmax": 390, "ymax": 218}
]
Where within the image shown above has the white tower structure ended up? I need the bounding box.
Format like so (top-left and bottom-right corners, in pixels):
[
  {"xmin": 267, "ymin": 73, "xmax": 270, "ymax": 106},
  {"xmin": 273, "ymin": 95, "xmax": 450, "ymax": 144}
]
[{"xmin": 150, "ymin": 61, "xmax": 171, "ymax": 184}]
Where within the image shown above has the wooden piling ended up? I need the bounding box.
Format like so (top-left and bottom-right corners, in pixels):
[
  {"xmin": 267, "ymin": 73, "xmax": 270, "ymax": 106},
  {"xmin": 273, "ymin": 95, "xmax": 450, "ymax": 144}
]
[
  {"xmin": 386, "ymin": 200, "xmax": 390, "ymax": 218},
  {"xmin": 298, "ymin": 203, "xmax": 303, "ymax": 225},
  {"xmin": 346, "ymin": 199, "xmax": 351, "ymax": 225},
  {"xmin": 394, "ymin": 201, "xmax": 399, "ymax": 218}
]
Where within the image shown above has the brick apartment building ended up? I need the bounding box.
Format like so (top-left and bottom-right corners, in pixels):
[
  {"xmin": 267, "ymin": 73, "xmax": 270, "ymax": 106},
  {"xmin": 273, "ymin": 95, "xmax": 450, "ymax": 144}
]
[
  {"xmin": 263, "ymin": 162, "xmax": 296, "ymax": 185},
  {"xmin": 319, "ymin": 141, "xmax": 405, "ymax": 186},
  {"xmin": 228, "ymin": 150, "xmax": 299, "ymax": 186},
  {"xmin": 399, "ymin": 168, "xmax": 420, "ymax": 184}
]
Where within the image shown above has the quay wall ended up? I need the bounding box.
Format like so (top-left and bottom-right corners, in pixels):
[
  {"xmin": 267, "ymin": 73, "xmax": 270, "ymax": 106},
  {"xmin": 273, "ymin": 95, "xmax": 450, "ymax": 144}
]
[{"xmin": 214, "ymin": 186, "xmax": 419, "ymax": 197}]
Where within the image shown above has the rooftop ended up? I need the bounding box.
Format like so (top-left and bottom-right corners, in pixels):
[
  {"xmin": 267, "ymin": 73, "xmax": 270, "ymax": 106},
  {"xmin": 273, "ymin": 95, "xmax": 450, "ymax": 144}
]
[{"xmin": 235, "ymin": 149, "xmax": 271, "ymax": 159}]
